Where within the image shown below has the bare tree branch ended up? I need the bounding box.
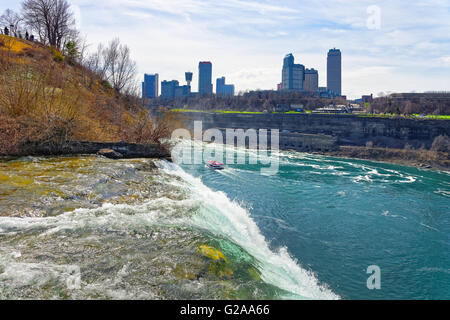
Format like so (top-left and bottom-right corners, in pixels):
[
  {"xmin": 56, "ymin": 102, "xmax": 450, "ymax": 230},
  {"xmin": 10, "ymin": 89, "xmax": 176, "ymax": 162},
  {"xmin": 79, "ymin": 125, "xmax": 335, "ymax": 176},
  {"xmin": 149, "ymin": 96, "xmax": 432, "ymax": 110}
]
[
  {"xmin": 21, "ymin": 0, "xmax": 76, "ymax": 49},
  {"xmin": 0, "ymin": 9, "xmax": 23, "ymax": 35}
]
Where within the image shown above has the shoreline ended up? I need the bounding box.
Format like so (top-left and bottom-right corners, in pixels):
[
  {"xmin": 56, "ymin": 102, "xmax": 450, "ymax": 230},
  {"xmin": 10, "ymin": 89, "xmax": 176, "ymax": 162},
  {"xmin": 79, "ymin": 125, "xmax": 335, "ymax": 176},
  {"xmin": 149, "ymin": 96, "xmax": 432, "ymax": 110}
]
[
  {"xmin": 316, "ymin": 146, "xmax": 449, "ymax": 172},
  {"xmin": 0, "ymin": 141, "xmax": 172, "ymax": 161},
  {"xmin": 1, "ymin": 141, "xmax": 448, "ymax": 172}
]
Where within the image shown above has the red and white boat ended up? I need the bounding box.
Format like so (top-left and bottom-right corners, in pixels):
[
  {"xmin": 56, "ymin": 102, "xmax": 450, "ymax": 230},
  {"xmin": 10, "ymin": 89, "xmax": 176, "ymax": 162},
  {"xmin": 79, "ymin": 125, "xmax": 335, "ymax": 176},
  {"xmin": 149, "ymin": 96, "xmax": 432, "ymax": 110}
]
[{"xmin": 206, "ymin": 160, "xmax": 224, "ymax": 170}]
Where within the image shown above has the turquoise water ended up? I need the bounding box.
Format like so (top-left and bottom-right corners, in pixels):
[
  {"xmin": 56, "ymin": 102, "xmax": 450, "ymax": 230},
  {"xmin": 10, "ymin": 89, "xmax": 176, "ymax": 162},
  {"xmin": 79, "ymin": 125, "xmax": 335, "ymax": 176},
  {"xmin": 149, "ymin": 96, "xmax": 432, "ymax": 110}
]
[
  {"xmin": 177, "ymin": 145, "xmax": 450, "ymax": 299},
  {"xmin": 0, "ymin": 146, "xmax": 448, "ymax": 299}
]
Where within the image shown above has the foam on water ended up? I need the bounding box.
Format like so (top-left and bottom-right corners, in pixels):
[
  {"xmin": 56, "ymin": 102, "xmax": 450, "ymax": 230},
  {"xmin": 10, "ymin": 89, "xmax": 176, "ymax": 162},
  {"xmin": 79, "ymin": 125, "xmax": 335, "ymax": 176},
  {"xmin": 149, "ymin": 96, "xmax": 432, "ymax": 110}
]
[{"xmin": 157, "ymin": 160, "xmax": 340, "ymax": 300}]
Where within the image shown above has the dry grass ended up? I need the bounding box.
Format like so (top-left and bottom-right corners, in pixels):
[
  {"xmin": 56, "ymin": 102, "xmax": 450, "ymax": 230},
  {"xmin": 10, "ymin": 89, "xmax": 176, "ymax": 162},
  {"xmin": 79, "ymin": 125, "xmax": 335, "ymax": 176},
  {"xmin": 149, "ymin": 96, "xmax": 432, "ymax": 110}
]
[
  {"xmin": 0, "ymin": 35, "xmax": 32, "ymax": 53},
  {"xmin": 0, "ymin": 36, "xmax": 173, "ymax": 156}
]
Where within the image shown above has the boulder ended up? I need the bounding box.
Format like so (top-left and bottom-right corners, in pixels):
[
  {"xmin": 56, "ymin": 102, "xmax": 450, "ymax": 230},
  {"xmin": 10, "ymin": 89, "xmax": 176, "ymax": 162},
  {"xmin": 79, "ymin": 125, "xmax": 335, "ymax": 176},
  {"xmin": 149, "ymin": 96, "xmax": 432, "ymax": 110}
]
[{"xmin": 97, "ymin": 148, "xmax": 123, "ymax": 159}]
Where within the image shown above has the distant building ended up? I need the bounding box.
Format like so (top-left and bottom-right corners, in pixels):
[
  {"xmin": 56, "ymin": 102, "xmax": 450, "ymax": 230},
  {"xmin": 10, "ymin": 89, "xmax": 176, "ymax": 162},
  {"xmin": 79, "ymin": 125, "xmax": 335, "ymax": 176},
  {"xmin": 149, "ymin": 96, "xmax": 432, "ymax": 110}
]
[
  {"xmin": 199, "ymin": 61, "xmax": 213, "ymax": 95},
  {"xmin": 277, "ymin": 83, "xmax": 282, "ymax": 91},
  {"xmin": 319, "ymin": 86, "xmax": 331, "ymax": 98},
  {"xmin": 327, "ymin": 48, "xmax": 342, "ymax": 96},
  {"xmin": 275, "ymin": 104, "xmax": 304, "ymax": 113},
  {"xmin": 304, "ymin": 68, "xmax": 319, "ymax": 92},
  {"xmin": 282, "ymin": 53, "xmax": 305, "ymax": 91},
  {"xmin": 175, "ymin": 85, "xmax": 191, "ymax": 98},
  {"xmin": 313, "ymin": 105, "xmax": 349, "ymax": 114},
  {"xmin": 142, "ymin": 74, "xmax": 159, "ymax": 99},
  {"xmin": 161, "ymin": 80, "xmax": 179, "ymax": 99},
  {"xmin": 362, "ymin": 94, "xmax": 373, "ymax": 104},
  {"xmin": 216, "ymin": 77, "xmax": 235, "ymax": 97},
  {"xmin": 185, "ymin": 72, "xmax": 193, "ymax": 87}
]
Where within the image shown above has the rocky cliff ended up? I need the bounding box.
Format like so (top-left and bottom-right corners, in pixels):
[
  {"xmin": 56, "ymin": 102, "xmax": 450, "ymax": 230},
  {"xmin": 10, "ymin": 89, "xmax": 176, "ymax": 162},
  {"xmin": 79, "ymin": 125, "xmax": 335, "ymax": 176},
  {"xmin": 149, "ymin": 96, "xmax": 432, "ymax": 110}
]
[{"xmin": 180, "ymin": 112, "xmax": 450, "ymax": 152}]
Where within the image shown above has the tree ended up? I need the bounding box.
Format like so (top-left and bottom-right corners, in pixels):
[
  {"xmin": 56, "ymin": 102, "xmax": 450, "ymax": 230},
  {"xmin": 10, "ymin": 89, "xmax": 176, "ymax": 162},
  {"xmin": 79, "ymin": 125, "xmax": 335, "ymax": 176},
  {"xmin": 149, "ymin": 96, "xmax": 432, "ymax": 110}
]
[
  {"xmin": 85, "ymin": 38, "xmax": 137, "ymax": 95},
  {"xmin": 0, "ymin": 9, "xmax": 23, "ymax": 35},
  {"xmin": 431, "ymin": 135, "xmax": 450, "ymax": 153},
  {"xmin": 64, "ymin": 41, "xmax": 78, "ymax": 64},
  {"xmin": 21, "ymin": 0, "xmax": 77, "ymax": 49},
  {"xmin": 104, "ymin": 38, "xmax": 137, "ymax": 94}
]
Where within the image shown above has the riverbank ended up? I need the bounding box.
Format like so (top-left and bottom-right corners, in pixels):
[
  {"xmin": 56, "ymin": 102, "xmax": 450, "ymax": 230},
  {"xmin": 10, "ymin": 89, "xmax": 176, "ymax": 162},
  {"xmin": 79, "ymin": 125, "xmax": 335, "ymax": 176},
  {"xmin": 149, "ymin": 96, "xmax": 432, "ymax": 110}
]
[
  {"xmin": 319, "ymin": 146, "xmax": 449, "ymax": 172},
  {"xmin": 1, "ymin": 141, "xmax": 172, "ymax": 160},
  {"xmin": 1, "ymin": 35, "xmax": 174, "ymax": 158},
  {"xmin": 175, "ymin": 111, "xmax": 450, "ymax": 171}
]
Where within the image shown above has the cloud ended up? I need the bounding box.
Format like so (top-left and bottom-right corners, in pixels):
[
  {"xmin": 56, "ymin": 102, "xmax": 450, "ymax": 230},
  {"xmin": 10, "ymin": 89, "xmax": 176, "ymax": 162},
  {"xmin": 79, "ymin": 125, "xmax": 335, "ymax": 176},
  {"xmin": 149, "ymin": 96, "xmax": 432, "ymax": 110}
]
[{"xmin": 0, "ymin": 0, "xmax": 449, "ymax": 98}]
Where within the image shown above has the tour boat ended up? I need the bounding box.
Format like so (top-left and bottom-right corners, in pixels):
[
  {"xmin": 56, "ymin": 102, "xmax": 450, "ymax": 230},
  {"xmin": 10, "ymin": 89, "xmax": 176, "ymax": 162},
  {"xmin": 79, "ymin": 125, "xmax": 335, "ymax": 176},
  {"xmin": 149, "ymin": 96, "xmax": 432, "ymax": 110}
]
[{"xmin": 206, "ymin": 160, "xmax": 224, "ymax": 170}]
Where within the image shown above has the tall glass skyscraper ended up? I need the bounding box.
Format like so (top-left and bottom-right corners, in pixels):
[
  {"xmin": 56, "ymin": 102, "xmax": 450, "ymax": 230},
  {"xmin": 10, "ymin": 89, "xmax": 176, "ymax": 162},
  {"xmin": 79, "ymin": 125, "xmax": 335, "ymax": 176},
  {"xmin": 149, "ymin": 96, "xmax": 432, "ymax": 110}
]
[
  {"xmin": 198, "ymin": 61, "xmax": 213, "ymax": 95},
  {"xmin": 142, "ymin": 74, "xmax": 159, "ymax": 99},
  {"xmin": 327, "ymin": 48, "xmax": 342, "ymax": 96},
  {"xmin": 282, "ymin": 53, "xmax": 305, "ymax": 91}
]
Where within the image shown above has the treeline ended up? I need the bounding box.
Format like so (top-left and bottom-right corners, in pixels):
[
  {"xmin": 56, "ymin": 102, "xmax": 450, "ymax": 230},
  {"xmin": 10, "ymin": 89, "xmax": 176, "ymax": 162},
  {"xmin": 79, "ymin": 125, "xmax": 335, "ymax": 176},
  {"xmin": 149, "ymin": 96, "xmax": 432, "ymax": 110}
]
[
  {"xmin": 0, "ymin": 0, "xmax": 175, "ymax": 156},
  {"xmin": 369, "ymin": 95, "xmax": 450, "ymax": 115},
  {"xmin": 147, "ymin": 90, "xmax": 347, "ymax": 112},
  {"xmin": 0, "ymin": 1, "xmax": 77, "ymax": 51}
]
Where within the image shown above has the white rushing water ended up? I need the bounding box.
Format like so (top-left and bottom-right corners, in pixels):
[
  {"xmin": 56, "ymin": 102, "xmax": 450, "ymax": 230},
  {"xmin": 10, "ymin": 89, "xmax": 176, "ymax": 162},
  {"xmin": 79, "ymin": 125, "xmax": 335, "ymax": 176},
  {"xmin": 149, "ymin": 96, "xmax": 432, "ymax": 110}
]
[{"xmin": 157, "ymin": 160, "xmax": 340, "ymax": 300}]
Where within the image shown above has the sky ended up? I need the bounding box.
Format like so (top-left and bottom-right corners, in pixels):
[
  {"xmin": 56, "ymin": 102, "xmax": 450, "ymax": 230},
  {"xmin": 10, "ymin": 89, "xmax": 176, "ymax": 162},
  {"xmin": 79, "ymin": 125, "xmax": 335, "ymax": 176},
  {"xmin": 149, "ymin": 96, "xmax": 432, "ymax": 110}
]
[{"xmin": 1, "ymin": 0, "xmax": 450, "ymax": 99}]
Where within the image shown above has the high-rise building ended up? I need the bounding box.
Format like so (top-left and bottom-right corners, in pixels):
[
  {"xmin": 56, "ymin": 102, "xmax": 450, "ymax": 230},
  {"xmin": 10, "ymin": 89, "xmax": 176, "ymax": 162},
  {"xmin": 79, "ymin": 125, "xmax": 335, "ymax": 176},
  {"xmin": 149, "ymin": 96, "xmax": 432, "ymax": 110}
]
[
  {"xmin": 185, "ymin": 72, "xmax": 193, "ymax": 87},
  {"xmin": 175, "ymin": 86, "xmax": 190, "ymax": 98},
  {"xmin": 281, "ymin": 53, "xmax": 305, "ymax": 91},
  {"xmin": 293, "ymin": 64, "xmax": 305, "ymax": 91},
  {"xmin": 199, "ymin": 61, "xmax": 213, "ymax": 95},
  {"xmin": 282, "ymin": 54, "xmax": 294, "ymax": 90},
  {"xmin": 216, "ymin": 77, "xmax": 235, "ymax": 97},
  {"xmin": 142, "ymin": 74, "xmax": 159, "ymax": 99},
  {"xmin": 304, "ymin": 68, "xmax": 319, "ymax": 92},
  {"xmin": 327, "ymin": 48, "xmax": 342, "ymax": 96},
  {"xmin": 161, "ymin": 80, "xmax": 179, "ymax": 99}
]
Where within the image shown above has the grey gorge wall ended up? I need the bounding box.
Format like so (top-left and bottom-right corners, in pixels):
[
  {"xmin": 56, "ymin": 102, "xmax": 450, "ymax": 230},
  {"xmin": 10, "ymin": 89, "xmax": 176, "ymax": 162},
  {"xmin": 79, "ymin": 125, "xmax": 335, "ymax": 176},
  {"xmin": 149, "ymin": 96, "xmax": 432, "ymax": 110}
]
[{"xmin": 178, "ymin": 112, "xmax": 450, "ymax": 152}]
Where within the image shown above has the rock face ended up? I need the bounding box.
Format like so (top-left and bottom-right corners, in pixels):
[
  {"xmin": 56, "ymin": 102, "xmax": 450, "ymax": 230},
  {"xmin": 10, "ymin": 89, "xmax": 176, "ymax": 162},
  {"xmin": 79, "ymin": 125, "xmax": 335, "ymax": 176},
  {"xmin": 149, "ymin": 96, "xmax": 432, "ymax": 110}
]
[
  {"xmin": 180, "ymin": 112, "xmax": 450, "ymax": 152},
  {"xmin": 20, "ymin": 141, "xmax": 172, "ymax": 160},
  {"xmin": 97, "ymin": 148, "xmax": 123, "ymax": 159}
]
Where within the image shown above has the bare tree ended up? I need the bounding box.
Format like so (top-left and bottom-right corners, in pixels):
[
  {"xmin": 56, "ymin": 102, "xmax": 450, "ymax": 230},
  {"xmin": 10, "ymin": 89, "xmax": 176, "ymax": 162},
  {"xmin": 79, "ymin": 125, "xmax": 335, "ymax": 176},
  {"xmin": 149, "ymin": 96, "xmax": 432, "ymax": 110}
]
[
  {"xmin": 84, "ymin": 38, "xmax": 137, "ymax": 95},
  {"xmin": 0, "ymin": 9, "xmax": 23, "ymax": 35},
  {"xmin": 108, "ymin": 39, "xmax": 137, "ymax": 94},
  {"xmin": 21, "ymin": 0, "xmax": 77, "ymax": 49}
]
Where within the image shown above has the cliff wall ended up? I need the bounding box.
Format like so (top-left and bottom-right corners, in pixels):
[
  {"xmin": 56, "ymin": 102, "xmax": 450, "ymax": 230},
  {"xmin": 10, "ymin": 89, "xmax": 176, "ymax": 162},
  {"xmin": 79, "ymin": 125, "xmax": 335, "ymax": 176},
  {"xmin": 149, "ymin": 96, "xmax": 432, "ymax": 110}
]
[{"xmin": 180, "ymin": 112, "xmax": 450, "ymax": 152}]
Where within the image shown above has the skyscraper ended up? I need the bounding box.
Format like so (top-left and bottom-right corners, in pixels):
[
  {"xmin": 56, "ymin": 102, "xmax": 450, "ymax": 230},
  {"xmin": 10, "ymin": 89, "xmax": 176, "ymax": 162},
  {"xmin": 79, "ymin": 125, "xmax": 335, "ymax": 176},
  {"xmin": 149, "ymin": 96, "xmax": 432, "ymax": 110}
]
[
  {"xmin": 198, "ymin": 61, "xmax": 213, "ymax": 95},
  {"xmin": 142, "ymin": 74, "xmax": 159, "ymax": 99},
  {"xmin": 161, "ymin": 80, "xmax": 179, "ymax": 99},
  {"xmin": 185, "ymin": 72, "xmax": 193, "ymax": 87},
  {"xmin": 216, "ymin": 77, "xmax": 235, "ymax": 97},
  {"xmin": 304, "ymin": 68, "xmax": 319, "ymax": 92},
  {"xmin": 282, "ymin": 54, "xmax": 294, "ymax": 90},
  {"xmin": 327, "ymin": 48, "xmax": 342, "ymax": 96},
  {"xmin": 281, "ymin": 53, "xmax": 305, "ymax": 91}
]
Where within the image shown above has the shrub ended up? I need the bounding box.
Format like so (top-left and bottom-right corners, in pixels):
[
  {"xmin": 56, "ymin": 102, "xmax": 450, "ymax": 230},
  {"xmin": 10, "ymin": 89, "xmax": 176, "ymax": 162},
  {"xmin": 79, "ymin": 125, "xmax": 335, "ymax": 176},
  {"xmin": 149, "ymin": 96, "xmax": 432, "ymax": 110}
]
[
  {"xmin": 50, "ymin": 46, "xmax": 65, "ymax": 62},
  {"xmin": 431, "ymin": 135, "xmax": 450, "ymax": 153}
]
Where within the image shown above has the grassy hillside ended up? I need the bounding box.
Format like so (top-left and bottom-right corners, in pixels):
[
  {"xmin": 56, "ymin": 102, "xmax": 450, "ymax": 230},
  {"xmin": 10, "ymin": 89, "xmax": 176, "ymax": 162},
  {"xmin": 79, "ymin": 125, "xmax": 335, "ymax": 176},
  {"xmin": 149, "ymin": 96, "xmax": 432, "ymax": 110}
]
[{"xmin": 0, "ymin": 35, "xmax": 174, "ymax": 156}]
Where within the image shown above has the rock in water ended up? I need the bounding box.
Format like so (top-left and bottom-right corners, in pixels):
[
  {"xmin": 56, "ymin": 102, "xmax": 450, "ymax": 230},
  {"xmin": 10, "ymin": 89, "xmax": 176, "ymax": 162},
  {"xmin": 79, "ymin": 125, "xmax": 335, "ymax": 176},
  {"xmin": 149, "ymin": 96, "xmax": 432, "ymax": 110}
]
[{"xmin": 97, "ymin": 148, "xmax": 123, "ymax": 159}]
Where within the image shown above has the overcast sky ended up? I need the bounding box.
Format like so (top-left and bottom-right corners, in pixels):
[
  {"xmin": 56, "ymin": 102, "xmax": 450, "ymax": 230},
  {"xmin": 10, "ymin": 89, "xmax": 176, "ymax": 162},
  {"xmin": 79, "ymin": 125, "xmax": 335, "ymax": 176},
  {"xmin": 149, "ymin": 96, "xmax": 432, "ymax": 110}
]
[{"xmin": 1, "ymin": 0, "xmax": 449, "ymax": 98}]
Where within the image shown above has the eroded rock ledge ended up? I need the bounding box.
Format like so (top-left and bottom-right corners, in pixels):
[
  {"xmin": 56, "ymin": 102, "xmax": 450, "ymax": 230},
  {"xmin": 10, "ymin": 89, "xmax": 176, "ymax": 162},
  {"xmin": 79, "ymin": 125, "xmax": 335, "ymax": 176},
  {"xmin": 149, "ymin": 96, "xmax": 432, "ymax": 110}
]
[{"xmin": 18, "ymin": 141, "xmax": 172, "ymax": 160}]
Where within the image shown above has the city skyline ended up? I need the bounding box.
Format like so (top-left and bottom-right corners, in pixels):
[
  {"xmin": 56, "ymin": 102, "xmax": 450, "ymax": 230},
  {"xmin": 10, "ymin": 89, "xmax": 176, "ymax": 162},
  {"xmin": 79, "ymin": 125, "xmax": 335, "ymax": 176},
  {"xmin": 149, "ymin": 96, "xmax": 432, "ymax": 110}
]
[{"xmin": 2, "ymin": 0, "xmax": 449, "ymax": 99}]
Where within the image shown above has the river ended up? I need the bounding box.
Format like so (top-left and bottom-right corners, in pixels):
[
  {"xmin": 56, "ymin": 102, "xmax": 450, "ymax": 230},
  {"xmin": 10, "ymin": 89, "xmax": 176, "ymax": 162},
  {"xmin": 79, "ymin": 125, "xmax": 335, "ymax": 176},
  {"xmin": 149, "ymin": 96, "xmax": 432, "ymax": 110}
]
[{"xmin": 0, "ymin": 142, "xmax": 449, "ymax": 299}]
